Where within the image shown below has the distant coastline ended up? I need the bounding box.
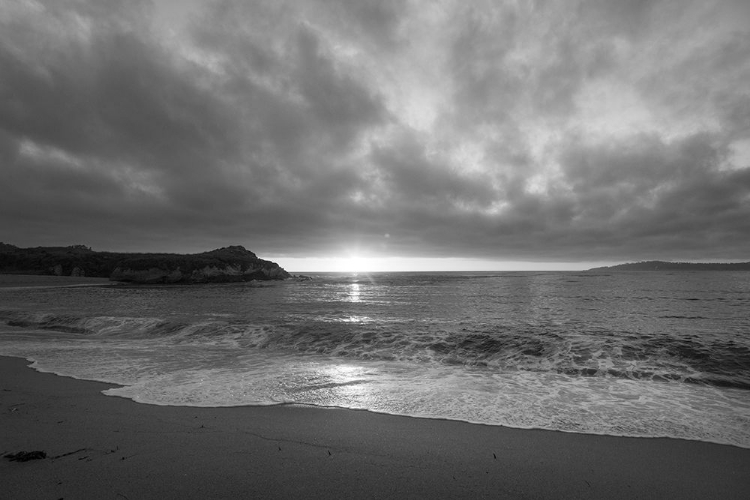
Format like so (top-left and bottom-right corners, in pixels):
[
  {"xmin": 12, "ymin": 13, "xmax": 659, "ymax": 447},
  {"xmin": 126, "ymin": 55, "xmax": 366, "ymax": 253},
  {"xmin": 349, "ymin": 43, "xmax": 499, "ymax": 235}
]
[
  {"xmin": 0, "ymin": 243, "xmax": 290, "ymax": 283},
  {"xmin": 588, "ymin": 261, "xmax": 750, "ymax": 271}
]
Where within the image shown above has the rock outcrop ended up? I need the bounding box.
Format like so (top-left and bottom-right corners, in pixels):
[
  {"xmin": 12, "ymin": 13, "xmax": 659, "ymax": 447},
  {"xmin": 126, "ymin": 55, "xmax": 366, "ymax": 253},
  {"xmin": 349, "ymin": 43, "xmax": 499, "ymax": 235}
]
[{"xmin": 0, "ymin": 243, "xmax": 290, "ymax": 283}]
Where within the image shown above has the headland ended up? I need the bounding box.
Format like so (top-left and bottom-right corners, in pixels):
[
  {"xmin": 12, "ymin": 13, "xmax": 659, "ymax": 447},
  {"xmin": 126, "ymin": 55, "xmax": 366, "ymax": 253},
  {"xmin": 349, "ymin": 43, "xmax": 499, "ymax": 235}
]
[
  {"xmin": 589, "ymin": 260, "xmax": 750, "ymax": 271},
  {"xmin": 0, "ymin": 243, "xmax": 289, "ymax": 283}
]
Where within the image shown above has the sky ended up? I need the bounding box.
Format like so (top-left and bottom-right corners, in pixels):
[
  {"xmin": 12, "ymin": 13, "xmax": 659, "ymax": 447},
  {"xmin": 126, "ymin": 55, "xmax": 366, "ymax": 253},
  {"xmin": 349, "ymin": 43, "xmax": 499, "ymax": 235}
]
[{"xmin": 1, "ymin": 0, "xmax": 749, "ymax": 272}]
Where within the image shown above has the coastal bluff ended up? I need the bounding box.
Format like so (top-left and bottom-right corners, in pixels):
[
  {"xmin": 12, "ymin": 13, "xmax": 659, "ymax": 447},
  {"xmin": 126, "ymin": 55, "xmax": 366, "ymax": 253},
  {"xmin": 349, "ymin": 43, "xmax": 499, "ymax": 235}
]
[
  {"xmin": 0, "ymin": 243, "xmax": 290, "ymax": 283},
  {"xmin": 588, "ymin": 260, "xmax": 750, "ymax": 271}
]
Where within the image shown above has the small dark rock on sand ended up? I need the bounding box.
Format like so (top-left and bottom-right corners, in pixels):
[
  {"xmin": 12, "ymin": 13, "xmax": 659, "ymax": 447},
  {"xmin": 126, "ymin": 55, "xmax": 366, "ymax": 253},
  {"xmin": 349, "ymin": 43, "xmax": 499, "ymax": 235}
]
[{"xmin": 5, "ymin": 450, "xmax": 47, "ymax": 462}]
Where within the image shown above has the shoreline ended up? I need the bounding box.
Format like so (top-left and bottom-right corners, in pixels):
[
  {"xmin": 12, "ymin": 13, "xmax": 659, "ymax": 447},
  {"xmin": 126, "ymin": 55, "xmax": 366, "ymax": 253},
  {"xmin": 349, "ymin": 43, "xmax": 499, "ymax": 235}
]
[
  {"xmin": 2, "ymin": 355, "xmax": 749, "ymax": 499},
  {"xmin": 11, "ymin": 349, "xmax": 750, "ymax": 450},
  {"xmin": 0, "ymin": 275, "xmax": 112, "ymax": 288}
]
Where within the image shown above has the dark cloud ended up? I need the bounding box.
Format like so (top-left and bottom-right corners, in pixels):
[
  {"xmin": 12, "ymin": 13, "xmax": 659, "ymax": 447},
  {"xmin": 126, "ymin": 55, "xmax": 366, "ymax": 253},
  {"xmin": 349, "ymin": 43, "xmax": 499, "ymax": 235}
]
[
  {"xmin": 322, "ymin": 0, "xmax": 407, "ymax": 50},
  {"xmin": 1, "ymin": 0, "xmax": 749, "ymax": 265},
  {"xmin": 371, "ymin": 134, "xmax": 497, "ymax": 211},
  {"xmin": 294, "ymin": 27, "xmax": 388, "ymax": 147}
]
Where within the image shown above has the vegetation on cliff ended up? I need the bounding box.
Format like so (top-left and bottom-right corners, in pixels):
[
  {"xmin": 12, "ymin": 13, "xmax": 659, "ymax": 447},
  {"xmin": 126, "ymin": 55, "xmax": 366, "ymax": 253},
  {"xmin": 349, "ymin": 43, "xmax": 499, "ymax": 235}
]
[{"xmin": 0, "ymin": 244, "xmax": 290, "ymax": 283}]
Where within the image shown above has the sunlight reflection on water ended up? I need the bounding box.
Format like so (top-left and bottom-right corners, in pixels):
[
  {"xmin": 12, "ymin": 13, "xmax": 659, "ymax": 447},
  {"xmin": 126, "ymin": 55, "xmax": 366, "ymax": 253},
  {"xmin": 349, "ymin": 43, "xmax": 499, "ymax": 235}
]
[{"xmin": 348, "ymin": 283, "xmax": 360, "ymax": 302}]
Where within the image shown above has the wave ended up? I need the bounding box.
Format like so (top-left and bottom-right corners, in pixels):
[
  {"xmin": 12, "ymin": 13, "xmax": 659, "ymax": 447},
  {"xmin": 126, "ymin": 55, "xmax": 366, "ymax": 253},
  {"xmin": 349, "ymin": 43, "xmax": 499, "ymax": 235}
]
[{"xmin": 2, "ymin": 309, "xmax": 749, "ymax": 391}]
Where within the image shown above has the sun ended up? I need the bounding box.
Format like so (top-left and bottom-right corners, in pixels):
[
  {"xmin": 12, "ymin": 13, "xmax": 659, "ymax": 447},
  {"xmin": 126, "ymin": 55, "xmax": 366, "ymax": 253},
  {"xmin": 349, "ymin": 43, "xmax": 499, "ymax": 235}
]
[{"xmin": 336, "ymin": 254, "xmax": 380, "ymax": 274}]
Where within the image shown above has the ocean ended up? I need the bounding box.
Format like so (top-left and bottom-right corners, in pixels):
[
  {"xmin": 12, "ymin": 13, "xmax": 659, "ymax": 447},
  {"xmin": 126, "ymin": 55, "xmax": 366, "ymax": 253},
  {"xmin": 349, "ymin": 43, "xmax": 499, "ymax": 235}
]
[{"xmin": 1, "ymin": 271, "xmax": 749, "ymax": 448}]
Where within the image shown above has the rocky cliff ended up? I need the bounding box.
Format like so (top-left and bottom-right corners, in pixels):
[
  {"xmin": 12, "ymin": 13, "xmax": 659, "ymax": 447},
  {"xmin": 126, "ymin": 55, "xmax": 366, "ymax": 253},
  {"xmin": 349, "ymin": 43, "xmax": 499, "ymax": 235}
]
[{"xmin": 0, "ymin": 244, "xmax": 290, "ymax": 283}]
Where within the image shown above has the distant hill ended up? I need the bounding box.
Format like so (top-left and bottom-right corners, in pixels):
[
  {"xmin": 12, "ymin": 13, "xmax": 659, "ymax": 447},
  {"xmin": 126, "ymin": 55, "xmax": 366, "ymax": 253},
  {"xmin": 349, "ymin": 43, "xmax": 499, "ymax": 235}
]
[
  {"xmin": 588, "ymin": 261, "xmax": 750, "ymax": 271},
  {"xmin": 0, "ymin": 244, "xmax": 290, "ymax": 283}
]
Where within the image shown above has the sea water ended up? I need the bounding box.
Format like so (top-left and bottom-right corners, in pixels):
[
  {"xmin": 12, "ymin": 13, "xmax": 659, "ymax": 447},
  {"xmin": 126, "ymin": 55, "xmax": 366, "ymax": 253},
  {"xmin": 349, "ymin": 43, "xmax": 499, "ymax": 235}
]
[{"xmin": 1, "ymin": 271, "xmax": 748, "ymax": 448}]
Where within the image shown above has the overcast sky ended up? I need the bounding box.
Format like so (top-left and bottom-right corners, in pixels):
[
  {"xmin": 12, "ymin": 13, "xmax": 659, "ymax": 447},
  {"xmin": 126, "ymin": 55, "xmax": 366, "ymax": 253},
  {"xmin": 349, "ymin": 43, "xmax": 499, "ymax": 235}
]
[{"xmin": 1, "ymin": 0, "xmax": 749, "ymax": 271}]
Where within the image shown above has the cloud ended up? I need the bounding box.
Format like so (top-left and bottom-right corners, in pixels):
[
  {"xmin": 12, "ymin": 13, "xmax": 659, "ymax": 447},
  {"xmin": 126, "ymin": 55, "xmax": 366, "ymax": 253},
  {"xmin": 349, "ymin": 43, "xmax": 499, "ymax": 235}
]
[
  {"xmin": 0, "ymin": 0, "xmax": 749, "ymax": 264},
  {"xmin": 553, "ymin": 132, "xmax": 750, "ymax": 258}
]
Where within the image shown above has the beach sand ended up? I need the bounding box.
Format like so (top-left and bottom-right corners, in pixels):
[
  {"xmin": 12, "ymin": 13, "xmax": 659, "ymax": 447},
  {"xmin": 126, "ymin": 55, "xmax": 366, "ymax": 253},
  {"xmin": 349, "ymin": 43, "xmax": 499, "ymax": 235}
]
[{"xmin": 2, "ymin": 355, "xmax": 749, "ymax": 499}]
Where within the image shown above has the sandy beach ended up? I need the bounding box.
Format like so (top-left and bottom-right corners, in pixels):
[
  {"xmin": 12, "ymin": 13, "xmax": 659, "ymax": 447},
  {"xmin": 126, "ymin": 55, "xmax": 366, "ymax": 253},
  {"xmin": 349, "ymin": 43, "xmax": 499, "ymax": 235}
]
[{"xmin": 1, "ymin": 356, "xmax": 748, "ymax": 499}]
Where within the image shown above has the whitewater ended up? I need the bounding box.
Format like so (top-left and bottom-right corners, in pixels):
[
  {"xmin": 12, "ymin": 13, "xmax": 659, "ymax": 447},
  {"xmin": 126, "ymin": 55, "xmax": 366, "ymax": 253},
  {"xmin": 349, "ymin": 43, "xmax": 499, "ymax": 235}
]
[{"xmin": 1, "ymin": 271, "xmax": 748, "ymax": 448}]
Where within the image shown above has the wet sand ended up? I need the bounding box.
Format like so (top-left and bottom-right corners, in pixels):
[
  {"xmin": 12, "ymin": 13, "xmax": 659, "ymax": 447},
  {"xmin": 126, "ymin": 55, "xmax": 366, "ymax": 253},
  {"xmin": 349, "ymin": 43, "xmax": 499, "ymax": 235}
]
[{"xmin": 2, "ymin": 355, "xmax": 749, "ymax": 499}]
